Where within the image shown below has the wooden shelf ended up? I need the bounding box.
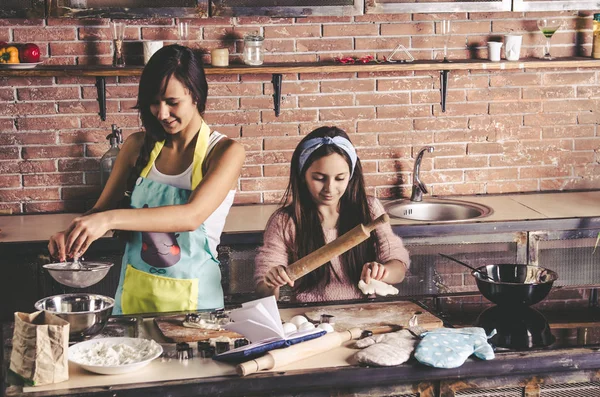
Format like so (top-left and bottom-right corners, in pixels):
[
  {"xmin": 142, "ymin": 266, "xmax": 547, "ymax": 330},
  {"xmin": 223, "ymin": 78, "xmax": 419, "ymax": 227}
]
[
  {"xmin": 2, "ymin": 57, "xmax": 598, "ymax": 120},
  {"xmin": 0, "ymin": 57, "xmax": 598, "ymax": 77}
]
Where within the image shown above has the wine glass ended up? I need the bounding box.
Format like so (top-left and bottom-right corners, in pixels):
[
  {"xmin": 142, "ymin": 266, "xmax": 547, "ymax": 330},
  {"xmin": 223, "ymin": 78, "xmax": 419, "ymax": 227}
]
[{"xmin": 537, "ymin": 18, "xmax": 563, "ymax": 60}]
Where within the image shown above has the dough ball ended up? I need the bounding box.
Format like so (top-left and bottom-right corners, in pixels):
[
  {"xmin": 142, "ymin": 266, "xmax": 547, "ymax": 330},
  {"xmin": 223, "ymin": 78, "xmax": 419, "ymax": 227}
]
[
  {"xmin": 317, "ymin": 323, "xmax": 334, "ymax": 333},
  {"xmin": 298, "ymin": 321, "xmax": 316, "ymax": 331},
  {"xmin": 290, "ymin": 315, "xmax": 309, "ymax": 327},
  {"xmin": 282, "ymin": 322, "xmax": 297, "ymax": 335},
  {"xmin": 358, "ymin": 279, "xmax": 399, "ymax": 296}
]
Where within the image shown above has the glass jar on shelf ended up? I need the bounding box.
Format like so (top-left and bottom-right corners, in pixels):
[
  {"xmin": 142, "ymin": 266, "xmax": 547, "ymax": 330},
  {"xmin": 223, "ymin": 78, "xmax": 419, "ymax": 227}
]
[{"xmin": 243, "ymin": 33, "xmax": 265, "ymax": 66}]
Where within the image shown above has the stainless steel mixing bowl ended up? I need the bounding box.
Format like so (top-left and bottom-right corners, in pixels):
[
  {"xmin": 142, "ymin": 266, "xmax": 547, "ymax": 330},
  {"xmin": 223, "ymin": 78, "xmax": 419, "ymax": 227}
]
[
  {"xmin": 43, "ymin": 261, "xmax": 113, "ymax": 288},
  {"xmin": 34, "ymin": 293, "xmax": 115, "ymax": 341}
]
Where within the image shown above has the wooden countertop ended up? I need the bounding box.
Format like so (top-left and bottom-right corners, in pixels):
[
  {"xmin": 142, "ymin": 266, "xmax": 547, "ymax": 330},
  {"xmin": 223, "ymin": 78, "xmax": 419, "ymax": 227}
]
[
  {"xmin": 1, "ymin": 191, "xmax": 600, "ymax": 244},
  {"xmin": 5, "ymin": 309, "xmax": 600, "ymax": 397}
]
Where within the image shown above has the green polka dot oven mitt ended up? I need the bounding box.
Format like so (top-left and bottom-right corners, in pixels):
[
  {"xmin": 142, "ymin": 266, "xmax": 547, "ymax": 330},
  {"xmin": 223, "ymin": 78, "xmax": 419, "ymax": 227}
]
[{"xmin": 414, "ymin": 327, "xmax": 495, "ymax": 368}]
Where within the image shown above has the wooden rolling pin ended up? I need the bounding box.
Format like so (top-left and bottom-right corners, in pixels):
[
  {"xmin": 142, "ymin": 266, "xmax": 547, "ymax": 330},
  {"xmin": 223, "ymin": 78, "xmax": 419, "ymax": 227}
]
[
  {"xmin": 286, "ymin": 213, "xmax": 390, "ymax": 281},
  {"xmin": 237, "ymin": 327, "xmax": 363, "ymax": 376}
]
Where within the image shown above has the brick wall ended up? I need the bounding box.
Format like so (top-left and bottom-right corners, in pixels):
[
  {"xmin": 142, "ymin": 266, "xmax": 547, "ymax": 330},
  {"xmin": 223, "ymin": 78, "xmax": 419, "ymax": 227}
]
[{"xmin": 1, "ymin": 11, "xmax": 599, "ymax": 213}]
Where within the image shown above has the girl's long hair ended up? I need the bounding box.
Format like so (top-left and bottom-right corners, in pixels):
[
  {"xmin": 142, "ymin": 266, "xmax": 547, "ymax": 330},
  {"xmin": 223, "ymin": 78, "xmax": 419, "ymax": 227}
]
[
  {"xmin": 281, "ymin": 126, "xmax": 376, "ymax": 295},
  {"xmin": 124, "ymin": 44, "xmax": 208, "ymax": 200}
]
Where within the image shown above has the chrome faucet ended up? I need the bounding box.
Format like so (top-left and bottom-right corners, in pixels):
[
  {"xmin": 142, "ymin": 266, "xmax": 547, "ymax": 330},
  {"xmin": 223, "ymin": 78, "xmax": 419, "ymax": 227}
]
[{"xmin": 410, "ymin": 146, "xmax": 434, "ymax": 202}]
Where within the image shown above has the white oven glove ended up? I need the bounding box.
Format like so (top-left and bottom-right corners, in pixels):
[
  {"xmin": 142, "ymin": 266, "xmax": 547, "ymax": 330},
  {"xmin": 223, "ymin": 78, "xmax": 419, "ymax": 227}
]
[
  {"xmin": 354, "ymin": 327, "xmax": 425, "ymax": 367},
  {"xmin": 414, "ymin": 327, "xmax": 495, "ymax": 369}
]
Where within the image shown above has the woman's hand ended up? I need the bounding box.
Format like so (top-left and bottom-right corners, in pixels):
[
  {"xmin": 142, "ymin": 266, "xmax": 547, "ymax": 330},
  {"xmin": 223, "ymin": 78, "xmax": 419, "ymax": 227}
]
[
  {"xmin": 64, "ymin": 212, "xmax": 111, "ymax": 258},
  {"xmin": 264, "ymin": 265, "xmax": 295, "ymax": 289},
  {"xmin": 48, "ymin": 231, "xmax": 68, "ymax": 262},
  {"xmin": 361, "ymin": 262, "xmax": 389, "ymax": 284}
]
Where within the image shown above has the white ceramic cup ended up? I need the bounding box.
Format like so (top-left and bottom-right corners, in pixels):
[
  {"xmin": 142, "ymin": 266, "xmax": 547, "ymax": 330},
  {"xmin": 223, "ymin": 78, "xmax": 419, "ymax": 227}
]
[
  {"xmin": 487, "ymin": 42, "xmax": 502, "ymax": 62},
  {"xmin": 143, "ymin": 41, "xmax": 163, "ymax": 64},
  {"xmin": 504, "ymin": 35, "xmax": 522, "ymax": 61}
]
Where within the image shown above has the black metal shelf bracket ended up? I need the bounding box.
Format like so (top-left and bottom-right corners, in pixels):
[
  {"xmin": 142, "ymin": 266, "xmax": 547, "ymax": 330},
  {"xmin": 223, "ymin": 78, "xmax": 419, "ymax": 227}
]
[
  {"xmin": 272, "ymin": 73, "xmax": 283, "ymax": 117},
  {"xmin": 440, "ymin": 70, "xmax": 449, "ymax": 113},
  {"xmin": 96, "ymin": 76, "xmax": 107, "ymax": 121}
]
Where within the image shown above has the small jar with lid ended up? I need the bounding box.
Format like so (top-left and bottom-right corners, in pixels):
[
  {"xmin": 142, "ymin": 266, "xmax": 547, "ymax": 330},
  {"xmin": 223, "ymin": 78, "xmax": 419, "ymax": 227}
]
[
  {"xmin": 243, "ymin": 33, "xmax": 265, "ymax": 66},
  {"xmin": 593, "ymin": 14, "xmax": 600, "ymax": 59}
]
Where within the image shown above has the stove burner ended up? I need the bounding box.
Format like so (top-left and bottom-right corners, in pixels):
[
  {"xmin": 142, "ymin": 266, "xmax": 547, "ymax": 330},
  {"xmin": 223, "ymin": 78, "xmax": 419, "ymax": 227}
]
[{"xmin": 475, "ymin": 305, "xmax": 555, "ymax": 350}]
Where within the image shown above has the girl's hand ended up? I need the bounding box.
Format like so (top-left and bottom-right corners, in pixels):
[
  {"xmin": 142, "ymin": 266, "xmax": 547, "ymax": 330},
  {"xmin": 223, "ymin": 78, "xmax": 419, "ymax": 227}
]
[
  {"xmin": 48, "ymin": 231, "xmax": 68, "ymax": 262},
  {"xmin": 264, "ymin": 265, "xmax": 295, "ymax": 289},
  {"xmin": 361, "ymin": 262, "xmax": 388, "ymax": 284},
  {"xmin": 64, "ymin": 213, "xmax": 110, "ymax": 258}
]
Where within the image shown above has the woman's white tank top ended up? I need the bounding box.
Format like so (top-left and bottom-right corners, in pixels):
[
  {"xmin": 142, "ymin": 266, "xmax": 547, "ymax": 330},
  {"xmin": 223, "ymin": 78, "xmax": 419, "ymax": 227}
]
[{"xmin": 146, "ymin": 131, "xmax": 236, "ymax": 258}]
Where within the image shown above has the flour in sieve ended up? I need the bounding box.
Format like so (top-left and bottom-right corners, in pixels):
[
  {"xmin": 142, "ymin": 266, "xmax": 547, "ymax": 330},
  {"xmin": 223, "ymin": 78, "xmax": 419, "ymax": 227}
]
[{"xmin": 71, "ymin": 339, "xmax": 162, "ymax": 366}]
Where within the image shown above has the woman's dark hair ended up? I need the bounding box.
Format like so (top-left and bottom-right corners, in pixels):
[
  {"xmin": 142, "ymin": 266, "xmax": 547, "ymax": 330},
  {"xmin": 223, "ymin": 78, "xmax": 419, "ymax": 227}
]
[
  {"xmin": 281, "ymin": 126, "xmax": 376, "ymax": 295},
  {"xmin": 126, "ymin": 44, "xmax": 208, "ymax": 197}
]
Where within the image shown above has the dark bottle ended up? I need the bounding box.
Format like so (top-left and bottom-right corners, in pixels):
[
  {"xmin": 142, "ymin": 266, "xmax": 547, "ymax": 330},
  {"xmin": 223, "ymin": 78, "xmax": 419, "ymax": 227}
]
[{"xmin": 100, "ymin": 124, "xmax": 123, "ymax": 188}]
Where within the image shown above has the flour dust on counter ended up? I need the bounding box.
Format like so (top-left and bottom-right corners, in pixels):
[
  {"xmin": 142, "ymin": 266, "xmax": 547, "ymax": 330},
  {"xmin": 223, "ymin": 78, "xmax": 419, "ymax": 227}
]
[{"xmin": 304, "ymin": 301, "xmax": 443, "ymax": 332}]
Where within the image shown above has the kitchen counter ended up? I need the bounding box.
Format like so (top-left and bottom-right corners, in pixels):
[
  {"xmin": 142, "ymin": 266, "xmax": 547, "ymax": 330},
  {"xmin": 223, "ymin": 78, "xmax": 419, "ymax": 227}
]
[
  {"xmin": 2, "ymin": 191, "xmax": 600, "ymax": 244},
  {"xmin": 3, "ymin": 300, "xmax": 600, "ymax": 397}
]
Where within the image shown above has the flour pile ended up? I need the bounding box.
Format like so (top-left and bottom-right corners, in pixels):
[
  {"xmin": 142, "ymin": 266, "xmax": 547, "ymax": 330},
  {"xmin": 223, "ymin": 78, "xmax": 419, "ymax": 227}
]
[{"xmin": 70, "ymin": 339, "xmax": 162, "ymax": 366}]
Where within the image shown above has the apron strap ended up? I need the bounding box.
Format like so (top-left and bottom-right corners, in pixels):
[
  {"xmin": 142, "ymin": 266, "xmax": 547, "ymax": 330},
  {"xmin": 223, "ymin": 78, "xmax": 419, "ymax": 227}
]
[
  {"xmin": 191, "ymin": 121, "xmax": 211, "ymax": 190},
  {"xmin": 140, "ymin": 140, "xmax": 165, "ymax": 178},
  {"xmin": 139, "ymin": 120, "xmax": 211, "ymax": 190}
]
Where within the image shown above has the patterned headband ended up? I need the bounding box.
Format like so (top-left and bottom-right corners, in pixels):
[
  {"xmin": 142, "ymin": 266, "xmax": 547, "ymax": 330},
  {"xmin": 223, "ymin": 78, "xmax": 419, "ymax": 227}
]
[{"xmin": 297, "ymin": 136, "xmax": 357, "ymax": 177}]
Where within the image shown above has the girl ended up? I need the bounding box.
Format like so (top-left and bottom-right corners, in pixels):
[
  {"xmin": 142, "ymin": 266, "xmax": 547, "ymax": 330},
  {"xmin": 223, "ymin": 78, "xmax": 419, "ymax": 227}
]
[
  {"xmin": 48, "ymin": 45, "xmax": 245, "ymax": 314},
  {"xmin": 254, "ymin": 126, "xmax": 409, "ymax": 302}
]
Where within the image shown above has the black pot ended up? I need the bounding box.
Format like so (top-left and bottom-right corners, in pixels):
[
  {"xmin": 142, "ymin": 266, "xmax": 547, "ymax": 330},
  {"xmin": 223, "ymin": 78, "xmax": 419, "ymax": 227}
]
[
  {"xmin": 476, "ymin": 305, "xmax": 556, "ymax": 349},
  {"xmin": 473, "ymin": 264, "xmax": 558, "ymax": 306}
]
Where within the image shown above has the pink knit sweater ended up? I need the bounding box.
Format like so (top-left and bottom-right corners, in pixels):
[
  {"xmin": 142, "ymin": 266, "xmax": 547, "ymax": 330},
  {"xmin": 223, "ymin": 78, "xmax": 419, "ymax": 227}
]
[{"xmin": 254, "ymin": 197, "xmax": 411, "ymax": 303}]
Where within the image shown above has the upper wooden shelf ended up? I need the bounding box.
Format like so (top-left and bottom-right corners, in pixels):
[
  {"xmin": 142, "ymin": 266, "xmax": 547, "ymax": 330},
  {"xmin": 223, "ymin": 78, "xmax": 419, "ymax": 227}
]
[{"xmin": 1, "ymin": 57, "xmax": 599, "ymax": 77}]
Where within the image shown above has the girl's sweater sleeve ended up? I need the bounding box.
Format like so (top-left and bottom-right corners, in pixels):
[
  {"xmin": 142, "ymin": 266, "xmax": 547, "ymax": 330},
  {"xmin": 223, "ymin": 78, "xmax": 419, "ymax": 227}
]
[
  {"xmin": 254, "ymin": 210, "xmax": 294, "ymax": 287},
  {"xmin": 369, "ymin": 197, "xmax": 411, "ymax": 269}
]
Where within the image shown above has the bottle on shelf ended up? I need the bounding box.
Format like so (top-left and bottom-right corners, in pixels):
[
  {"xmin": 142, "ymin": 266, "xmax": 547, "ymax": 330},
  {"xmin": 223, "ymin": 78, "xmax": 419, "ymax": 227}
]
[
  {"xmin": 100, "ymin": 124, "xmax": 123, "ymax": 188},
  {"xmin": 593, "ymin": 14, "xmax": 600, "ymax": 59}
]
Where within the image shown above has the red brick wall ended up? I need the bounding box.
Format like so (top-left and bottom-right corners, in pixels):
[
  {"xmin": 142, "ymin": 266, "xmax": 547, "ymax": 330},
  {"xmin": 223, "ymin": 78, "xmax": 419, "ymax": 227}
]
[{"xmin": 1, "ymin": 11, "xmax": 599, "ymax": 213}]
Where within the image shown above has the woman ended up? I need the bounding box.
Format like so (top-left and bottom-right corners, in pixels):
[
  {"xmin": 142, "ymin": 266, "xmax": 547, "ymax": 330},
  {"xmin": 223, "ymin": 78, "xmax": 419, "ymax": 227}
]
[
  {"xmin": 254, "ymin": 126, "xmax": 409, "ymax": 302},
  {"xmin": 48, "ymin": 45, "xmax": 245, "ymax": 314}
]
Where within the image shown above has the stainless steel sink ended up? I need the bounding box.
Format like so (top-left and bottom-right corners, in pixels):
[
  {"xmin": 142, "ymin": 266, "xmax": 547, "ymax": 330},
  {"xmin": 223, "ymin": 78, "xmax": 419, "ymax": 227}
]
[{"xmin": 384, "ymin": 198, "xmax": 493, "ymax": 222}]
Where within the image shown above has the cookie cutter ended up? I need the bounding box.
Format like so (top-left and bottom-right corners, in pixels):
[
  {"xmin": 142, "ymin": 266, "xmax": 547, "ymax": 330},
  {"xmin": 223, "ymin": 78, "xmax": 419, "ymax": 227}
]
[
  {"xmin": 386, "ymin": 43, "xmax": 414, "ymax": 63},
  {"xmin": 320, "ymin": 314, "xmax": 335, "ymax": 324},
  {"xmin": 176, "ymin": 342, "xmax": 193, "ymax": 360}
]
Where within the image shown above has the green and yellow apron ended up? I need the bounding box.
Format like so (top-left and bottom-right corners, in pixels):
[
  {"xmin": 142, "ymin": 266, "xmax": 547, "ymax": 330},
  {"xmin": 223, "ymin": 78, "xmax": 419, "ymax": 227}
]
[{"xmin": 113, "ymin": 122, "xmax": 224, "ymax": 315}]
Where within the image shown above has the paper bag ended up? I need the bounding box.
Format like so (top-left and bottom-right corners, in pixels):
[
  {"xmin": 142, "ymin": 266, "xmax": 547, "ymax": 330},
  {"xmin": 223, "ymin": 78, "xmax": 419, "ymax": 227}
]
[{"xmin": 9, "ymin": 311, "xmax": 70, "ymax": 385}]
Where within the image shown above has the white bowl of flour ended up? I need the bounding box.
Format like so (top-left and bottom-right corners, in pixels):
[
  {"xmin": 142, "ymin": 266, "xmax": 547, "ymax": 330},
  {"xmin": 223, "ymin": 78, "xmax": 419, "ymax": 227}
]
[{"xmin": 69, "ymin": 337, "xmax": 163, "ymax": 375}]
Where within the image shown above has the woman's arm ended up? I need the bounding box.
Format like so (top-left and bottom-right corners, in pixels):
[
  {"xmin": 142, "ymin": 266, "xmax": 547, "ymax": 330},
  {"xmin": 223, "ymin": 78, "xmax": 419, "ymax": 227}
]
[
  {"xmin": 254, "ymin": 211, "xmax": 294, "ymax": 299},
  {"xmin": 361, "ymin": 260, "xmax": 407, "ymax": 284},
  {"xmin": 360, "ymin": 197, "xmax": 410, "ymax": 285},
  {"xmin": 63, "ymin": 137, "xmax": 245, "ymax": 257},
  {"xmin": 103, "ymin": 138, "xmax": 245, "ymax": 233},
  {"xmin": 48, "ymin": 132, "xmax": 143, "ymax": 260}
]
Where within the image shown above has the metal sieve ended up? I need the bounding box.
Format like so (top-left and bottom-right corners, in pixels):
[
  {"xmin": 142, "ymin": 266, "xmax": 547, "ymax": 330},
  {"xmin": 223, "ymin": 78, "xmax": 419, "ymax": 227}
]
[{"xmin": 43, "ymin": 260, "xmax": 114, "ymax": 288}]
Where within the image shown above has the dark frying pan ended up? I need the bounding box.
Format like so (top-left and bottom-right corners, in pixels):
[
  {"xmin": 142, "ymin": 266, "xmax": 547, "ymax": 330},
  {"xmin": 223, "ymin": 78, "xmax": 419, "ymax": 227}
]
[{"xmin": 473, "ymin": 264, "xmax": 558, "ymax": 306}]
